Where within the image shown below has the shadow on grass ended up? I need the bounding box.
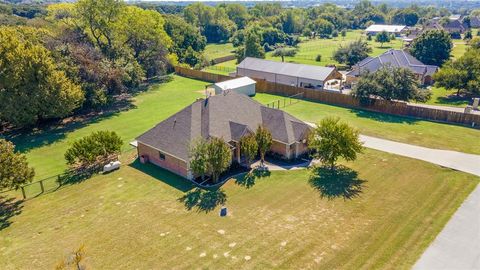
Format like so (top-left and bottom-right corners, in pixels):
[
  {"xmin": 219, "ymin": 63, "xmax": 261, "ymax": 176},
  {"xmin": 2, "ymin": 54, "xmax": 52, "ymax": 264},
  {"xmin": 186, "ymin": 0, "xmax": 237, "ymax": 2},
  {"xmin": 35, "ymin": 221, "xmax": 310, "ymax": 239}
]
[
  {"xmin": 235, "ymin": 167, "xmax": 271, "ymax": 189},
  {"xmin": 351, "ymin": 108, "xmax": 419, "ymax": 125},
  {"xmin": 0, "ymin": 196, "xmax": 23, "ymax": 231},
  {"xmin": 178, "ymin": 188, "xmax": 227, "ymax": 213},
  {"xmin": 309, "ymin": 165, "xmax": 366, "ymax": 200},
  {"xmin": 435, "ymin": 95, "xmax": 471, "ymax": 107},
  {"xmin": 4, "ymin": 98, "xmax": 136, "ymax": 153},
  {"xmin": 129, "ymin": 159, "xmax": 194, "ymax": 193}
]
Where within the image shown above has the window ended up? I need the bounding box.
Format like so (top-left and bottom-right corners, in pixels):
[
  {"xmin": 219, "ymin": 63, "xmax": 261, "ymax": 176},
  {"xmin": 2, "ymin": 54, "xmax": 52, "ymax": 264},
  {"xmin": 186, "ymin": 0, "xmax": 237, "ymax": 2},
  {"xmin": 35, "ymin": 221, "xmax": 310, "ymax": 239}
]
[{"xmin": 159, "ymin": 151, "xmax": 166, "ymax": 160}]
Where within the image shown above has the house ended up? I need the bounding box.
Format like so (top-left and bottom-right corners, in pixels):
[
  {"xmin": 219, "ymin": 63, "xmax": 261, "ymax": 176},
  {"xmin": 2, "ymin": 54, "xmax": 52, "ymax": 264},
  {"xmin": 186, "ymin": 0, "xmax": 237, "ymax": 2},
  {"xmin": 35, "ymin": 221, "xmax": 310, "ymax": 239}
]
[
  {"xmin": 425, "ymin": 16, "xmax": 468, "ymax": 34},
  {"xmin": 235, "ymin": 57, "xmax": 342, "ymax": 90},
  {"xmin": 345, "ymin": 49, "xmax": 438, "ymax": 85},
  {"xmin": 135, "ymin": 91, "xmax": 311, "ymax": 180},
  {"xmin": 469, "ymin": 16, "xmax": 480, "ymax": 28},
  {"xmin": 364, "ymin": 24, "xmax": 406, "ymax": 36},
  {"xmin": 212, "ymin": 77, "xmax": 256, "ymax": 96}
]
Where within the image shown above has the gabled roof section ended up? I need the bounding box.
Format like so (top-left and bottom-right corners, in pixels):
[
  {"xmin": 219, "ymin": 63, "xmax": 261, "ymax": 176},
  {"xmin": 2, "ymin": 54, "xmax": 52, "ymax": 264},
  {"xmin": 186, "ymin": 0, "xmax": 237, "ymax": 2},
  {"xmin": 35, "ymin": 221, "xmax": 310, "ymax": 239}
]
[
  {"xmin": 238, "ymin": 57, "xmax": 336, "ymax": 82},
  {"xmin": 346, "ymin": 49, "xmax": 438, "ymax": 77},
  {"xmin": 136, "ymin": 91, "xmax": 311, "ymax": 162}
]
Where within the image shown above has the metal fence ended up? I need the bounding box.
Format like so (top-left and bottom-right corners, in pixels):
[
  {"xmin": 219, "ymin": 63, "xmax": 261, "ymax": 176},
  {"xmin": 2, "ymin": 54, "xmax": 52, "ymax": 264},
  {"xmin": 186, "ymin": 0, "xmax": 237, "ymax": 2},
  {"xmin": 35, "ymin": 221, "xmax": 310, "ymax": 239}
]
[
  {"xmin": 265, "ymin": 92, "xmax": 304, "ymax": 109},
  {"xmin": 205, "ymin": 65, "xmax": 236, "ymax": 74}
]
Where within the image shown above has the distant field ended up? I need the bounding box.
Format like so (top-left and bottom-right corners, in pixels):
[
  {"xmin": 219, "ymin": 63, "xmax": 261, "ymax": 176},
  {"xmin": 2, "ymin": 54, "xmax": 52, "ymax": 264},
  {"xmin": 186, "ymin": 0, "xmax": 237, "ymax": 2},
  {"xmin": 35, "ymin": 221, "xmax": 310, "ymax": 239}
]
[
  {"xmin": 204, "ymin": 43, "xmax": 235, "ymax": 60},
  {"xmin": 265, "ymin": 30, "xmax": 404, "ymax": 67},
  {"xmin": 1, "ymin": 148, "xmax": 477, "ymax": 269}
]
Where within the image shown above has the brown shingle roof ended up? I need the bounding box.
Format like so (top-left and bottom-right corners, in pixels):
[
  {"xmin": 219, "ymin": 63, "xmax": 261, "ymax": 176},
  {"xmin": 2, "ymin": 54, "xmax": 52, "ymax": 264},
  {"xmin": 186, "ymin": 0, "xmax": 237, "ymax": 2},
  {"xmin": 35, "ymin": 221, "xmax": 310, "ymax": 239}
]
[{"xmin": 136, "ymin": 91, "xmax": 311, "ymax": 161}]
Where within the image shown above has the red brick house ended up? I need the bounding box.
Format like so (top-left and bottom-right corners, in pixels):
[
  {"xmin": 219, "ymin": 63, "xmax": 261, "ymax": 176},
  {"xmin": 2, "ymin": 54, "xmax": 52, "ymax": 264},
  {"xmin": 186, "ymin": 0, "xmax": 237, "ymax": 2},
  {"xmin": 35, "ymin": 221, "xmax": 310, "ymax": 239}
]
[{"xmin": 135, "ymin": 91, "xmax": 311, "ymax": 180}]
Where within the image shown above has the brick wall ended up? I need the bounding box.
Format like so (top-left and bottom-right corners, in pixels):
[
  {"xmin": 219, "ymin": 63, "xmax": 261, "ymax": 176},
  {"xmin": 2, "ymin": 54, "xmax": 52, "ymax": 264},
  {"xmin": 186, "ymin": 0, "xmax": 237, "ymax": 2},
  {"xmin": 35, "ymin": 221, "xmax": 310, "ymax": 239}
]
[{"xmin": 137, "ymin": 142, "xmax": 189, "ymax": 179}]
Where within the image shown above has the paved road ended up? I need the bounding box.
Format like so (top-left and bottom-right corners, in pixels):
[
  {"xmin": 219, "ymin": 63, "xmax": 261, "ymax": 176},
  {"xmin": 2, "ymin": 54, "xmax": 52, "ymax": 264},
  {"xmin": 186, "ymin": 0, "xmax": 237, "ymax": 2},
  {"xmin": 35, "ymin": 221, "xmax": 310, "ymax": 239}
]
[
  {"xmin": 359, "ymin": 135, "xmax": 480, "ymax": 270},
  {"xmin": 360, "ymin": 135, "xmax": 480, "ymax": 177}
]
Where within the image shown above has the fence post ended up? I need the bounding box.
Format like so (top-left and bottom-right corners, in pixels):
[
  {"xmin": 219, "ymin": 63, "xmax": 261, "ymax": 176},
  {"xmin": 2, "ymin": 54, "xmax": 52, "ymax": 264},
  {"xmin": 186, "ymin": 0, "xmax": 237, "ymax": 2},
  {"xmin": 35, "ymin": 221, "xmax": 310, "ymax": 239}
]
[
  {"xmin": 21, "ymin": 186, "xmax": 26, "ymax": 200},
  {"xmin": 40, "ymin": 180, "xmax": 44, "ymax": 193}
]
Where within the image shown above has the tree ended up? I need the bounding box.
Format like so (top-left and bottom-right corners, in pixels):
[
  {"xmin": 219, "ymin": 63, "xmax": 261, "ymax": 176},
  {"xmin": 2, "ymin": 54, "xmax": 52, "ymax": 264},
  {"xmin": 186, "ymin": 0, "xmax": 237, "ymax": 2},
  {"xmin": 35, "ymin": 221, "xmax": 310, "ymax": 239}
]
[
  {"xmin": 236, "ymin": 25, "xmax": 265, "ymax": 63},
  {"xmin": 410, "ymin": 30, "xmax": 452, "ymax": 66},
  {"xmin": 390, "ymin": 9, "xmax": 419, "ymax": 26},
  {"xmin": 224, "ymin": 3, "xmax": 249, "ymax": 29},
  {"xmin": 272, "ymin": 47, "xmax": 297, "ymax": 62},
  {"xmin": 239, "ymin": 134, "xmax": 258, "ymax": 168},
  {"xmin": 164, "ymin": 15, "xmax": 206, "ymax": 67},
  {"xmin": 308, "ymin": 117, "xmax": 363, "ymax": 170},
  {"xmin": 206, "ymin": 137, "xmax": 232, "ymax": 183},
  {"xmin": 64, "ymin": 131, "xmax": 123, "ymax": 169},
  {"xmin": 470, "ymin": 36, "xmax": 480, "ymax": 49},
  {"xmin": 352, "ymin": 65, "xmax": 430, "ymax": 102},
  {"xmin": 0, "ymin": 26, "xmax": 84, "ymax": 127},
  {"xmin": 375, "ymin": 30, "xmax": 390, "ymax": 47},
  {"xmin": 0, "ymin": 139, "xmax": 35, "ymax": 190},
  {"xmin": 434, "ymin": 48, "xmax": 480, "ymax": 96},
  {"xmin": 312, "ymin": 18, "xmax": 334, "ymax": 38},
  {"xmin": 464, "ymin": 30, "xmax": 473, "ymax": 40},
  {"xmin": 189, "ymin": 139, "xmax": 209, "ymax": 181},
  {"xmin": 333, "ymin": 39, "xmax": 372, "ymax": 67},
  {"xmin": 255, "ymin": 125, "xmax": 272, "ymax": 166}
]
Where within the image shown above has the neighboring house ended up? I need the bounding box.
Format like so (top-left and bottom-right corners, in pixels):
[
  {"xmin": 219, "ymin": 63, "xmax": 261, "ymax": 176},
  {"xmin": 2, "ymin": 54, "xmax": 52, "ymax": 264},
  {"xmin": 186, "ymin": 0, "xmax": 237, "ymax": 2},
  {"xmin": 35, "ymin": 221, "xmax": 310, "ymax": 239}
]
[
  {"xmin": 425, "ymin": 16, "xmax": 468, "ymax": 34},
  {"xmin": 365, "ymin": 24, "xmax": 406, "ymax": 36},
  {"xmin": 236, "ymin": 57, "xmax": 342, "ymax": 90},
  {"xmin": 469, "ymin": 16, "xmax": 480, "ymax": 28},
  {"xmin": 346, "ymin": 49, "xmax": 438, "ymax": 85},
  {"xmin": 135, "ymin": 91, "xmax": 311, "ymax": 180},
  {"xmin": 212, "ymin": 77, "xmax": 256, "ymax": 96}
]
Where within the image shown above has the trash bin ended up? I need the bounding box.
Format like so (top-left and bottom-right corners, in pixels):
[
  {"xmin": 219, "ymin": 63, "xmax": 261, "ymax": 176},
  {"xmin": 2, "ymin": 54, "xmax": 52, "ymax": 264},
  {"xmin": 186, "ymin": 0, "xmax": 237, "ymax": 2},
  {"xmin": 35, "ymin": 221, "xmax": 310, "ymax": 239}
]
[{"xmin": 220, "ymin": 207, "xmax": 227, "ymax": 217}]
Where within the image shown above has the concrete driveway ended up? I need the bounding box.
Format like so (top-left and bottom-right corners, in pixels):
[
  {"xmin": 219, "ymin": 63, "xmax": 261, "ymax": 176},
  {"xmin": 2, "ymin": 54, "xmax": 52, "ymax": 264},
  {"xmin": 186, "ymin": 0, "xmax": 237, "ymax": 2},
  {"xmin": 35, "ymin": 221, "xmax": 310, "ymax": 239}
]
[{"xmin": 359, "ymin": 135, "xmax": 480, "ymax": 270}]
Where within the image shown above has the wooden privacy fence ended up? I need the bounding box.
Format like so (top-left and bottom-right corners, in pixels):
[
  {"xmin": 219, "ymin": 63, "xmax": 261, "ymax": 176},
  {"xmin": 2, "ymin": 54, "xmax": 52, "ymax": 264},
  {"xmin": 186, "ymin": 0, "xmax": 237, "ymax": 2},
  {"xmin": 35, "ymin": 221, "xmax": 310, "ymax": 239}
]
[
  {"xmin": 210, "ymin": 54, "xmax": 236, "ymax": 65},
  {"xmin": 175, "ymin": 66, "xmax": 480, "ymax": 128}
]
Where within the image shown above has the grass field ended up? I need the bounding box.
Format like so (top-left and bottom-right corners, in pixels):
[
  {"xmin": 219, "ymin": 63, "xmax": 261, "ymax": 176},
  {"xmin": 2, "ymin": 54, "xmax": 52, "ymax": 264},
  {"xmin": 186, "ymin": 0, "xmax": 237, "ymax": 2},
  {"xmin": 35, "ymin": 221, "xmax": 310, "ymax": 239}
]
[
  {"xmin": 3, "ymin": 76, "xmax": 480, "ymax": 182},
  {"xmin": 421, "ymin": 86, "xmax": 471, "ymax": 108},
  {"xmin": 4, "ymin": 76, "xmax": 207, "ymax": 180},
  {"xmin": 1, "ymin": 148, "xmax": 477, "ymax": 269},
  {"xmin": 204, "ymin": 43, "xmax": 235, "ymax": 60},
  {"xmin": 253, "ymin": 93, "xmax": 480, "ymax": 155}
]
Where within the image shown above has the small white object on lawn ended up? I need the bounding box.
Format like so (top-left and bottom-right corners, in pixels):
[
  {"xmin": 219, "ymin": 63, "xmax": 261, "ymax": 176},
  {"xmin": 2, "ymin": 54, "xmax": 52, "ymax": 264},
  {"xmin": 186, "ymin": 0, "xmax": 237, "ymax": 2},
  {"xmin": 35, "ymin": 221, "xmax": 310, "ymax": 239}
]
[
  {"xmin": 244, "ymin": 256, "xmax": 251, "ymax": 261},
  {"xmin": 228, "ymin": 242, "xmax": 236, "ymax": 248},
  {"xmin": 217, "ymin": 229, "xmax": 225, "ymax": 235},
  {"xmin": 185, "ymin": 247, "xmax": 192, "ymax": 251},
  {"xmin": 281, "ymin": 241, "xmax": 287, "ymax": 247},
  {"xmin": 199, "ymin": 252, "xmax": 206, "ymax": 257}
]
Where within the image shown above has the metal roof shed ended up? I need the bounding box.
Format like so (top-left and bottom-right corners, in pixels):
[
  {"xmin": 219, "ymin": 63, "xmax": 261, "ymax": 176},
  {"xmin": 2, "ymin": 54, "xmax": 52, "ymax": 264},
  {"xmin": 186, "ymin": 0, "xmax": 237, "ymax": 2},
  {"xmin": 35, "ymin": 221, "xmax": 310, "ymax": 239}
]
[{"xmin": 213, "ymin": 77, "xmax": 256, "ymax": 96}]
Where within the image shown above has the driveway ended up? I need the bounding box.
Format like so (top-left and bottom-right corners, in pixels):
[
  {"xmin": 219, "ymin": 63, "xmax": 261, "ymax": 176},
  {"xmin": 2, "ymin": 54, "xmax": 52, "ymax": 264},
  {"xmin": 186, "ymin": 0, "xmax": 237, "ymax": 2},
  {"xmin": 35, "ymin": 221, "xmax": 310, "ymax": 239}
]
[{"xmin": 359, "ymin": 135, "xmax": 480, "ymax": 270}]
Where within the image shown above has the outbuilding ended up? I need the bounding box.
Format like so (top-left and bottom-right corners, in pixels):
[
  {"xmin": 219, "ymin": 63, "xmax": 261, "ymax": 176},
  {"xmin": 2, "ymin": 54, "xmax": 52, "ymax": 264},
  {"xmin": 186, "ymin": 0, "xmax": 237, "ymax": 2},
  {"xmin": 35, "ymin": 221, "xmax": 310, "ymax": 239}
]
[
  {"xmin": 365, "ymin": 24, "xmax": 406, "ymax": 36},
  {"xmin": 235, "ymin": 57, "xmax": 342, "ymax": 90},
  {"xmin": 212, "ymin": 77, "xmax": 256, "ymax": 96}
]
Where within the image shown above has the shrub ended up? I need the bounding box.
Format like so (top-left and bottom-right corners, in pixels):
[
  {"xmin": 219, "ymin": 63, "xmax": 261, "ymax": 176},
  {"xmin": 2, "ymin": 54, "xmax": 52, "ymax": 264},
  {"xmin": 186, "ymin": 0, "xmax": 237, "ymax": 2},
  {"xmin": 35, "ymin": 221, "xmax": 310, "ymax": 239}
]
[
  {"xmin": 64, "ymin": 131, "xmax": 123, "ymax": 170},
  {"xmin": 332, "ymin": 30, "xmax": 338, "ymax": 38},
  {"xmin": 315, "ymin": 54, "xmax": 322, "ymax": 62}
]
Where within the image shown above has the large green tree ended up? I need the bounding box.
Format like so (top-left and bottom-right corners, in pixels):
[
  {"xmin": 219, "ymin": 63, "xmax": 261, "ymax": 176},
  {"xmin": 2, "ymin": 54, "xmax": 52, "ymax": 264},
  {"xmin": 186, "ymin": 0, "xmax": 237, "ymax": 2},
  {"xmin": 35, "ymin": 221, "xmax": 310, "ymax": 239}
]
[
  {"xmin": 0, "ymin": 26, "xmax": 84, "ymax": 127},
  {"xmin": 236, "ymin": 24, "xmax": 265, "ymax": 63},
  {"xmin": 308, "ymin": 117, "xmax": 363, "ymax": 170},
  {"xmin": 0, "ymin": 139, "xmax": 35, "ymax": 190},
  {"xmin": 352, "ymin": 65, "xmax": 430, "ymax": 102},
  {"xmin": 333, "ymin": 39, "xmax": 372, "ymax": 67},
  {"xmin": 434, "ymin": 48, "xmax": 480, "ymax": 96},
  {"xmin": 410, "ymin": 30, "xmax": 452, "ymax": 66}
]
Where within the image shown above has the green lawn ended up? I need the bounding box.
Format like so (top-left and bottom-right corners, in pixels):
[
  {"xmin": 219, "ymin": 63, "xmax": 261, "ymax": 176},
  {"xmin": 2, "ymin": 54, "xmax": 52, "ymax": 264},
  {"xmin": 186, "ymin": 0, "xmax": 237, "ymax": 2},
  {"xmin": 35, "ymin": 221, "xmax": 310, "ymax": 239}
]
[
  {"xmin": 421, "ymin": 86, "xmax": 471, "ymax": 108},
  {"xmin": 265, "ymin": 30, "xmax": 404, "ymax": 67},
  {"xmin": 4, "ymin": 75, "xmax": 208, "ymax": 180},
  {"xmin": 204, "ymin": 43, "xmax": 235, "ymax": 60},
  {"xmin": 3, "ymin": 76, "xmax": 480, "ymax": 183},
  {"xmin": 253, "ymin": 93, "xmax": 480, "ymax": 155},
  {"xmin": 451, "ymin": 39, "xmax": 468, "ymax": 60},
  {"xmin": 1, "ymin": 149, "xmax": 477, "ymax": 269}
]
